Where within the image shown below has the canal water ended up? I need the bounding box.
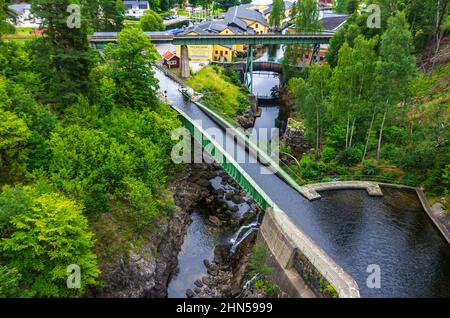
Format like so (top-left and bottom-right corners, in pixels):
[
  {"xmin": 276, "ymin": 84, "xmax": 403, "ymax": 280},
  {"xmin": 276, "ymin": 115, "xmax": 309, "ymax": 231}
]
[{"xmin": 156, "ymin": 59, "xmax": 450, "ymax": 298}]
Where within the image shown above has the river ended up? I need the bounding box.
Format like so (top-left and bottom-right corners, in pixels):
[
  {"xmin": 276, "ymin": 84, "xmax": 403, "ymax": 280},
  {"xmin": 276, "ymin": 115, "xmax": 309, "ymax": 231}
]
[{"xmin": 157, "ymin": 47, "xmax": 450, "ymax": 298}]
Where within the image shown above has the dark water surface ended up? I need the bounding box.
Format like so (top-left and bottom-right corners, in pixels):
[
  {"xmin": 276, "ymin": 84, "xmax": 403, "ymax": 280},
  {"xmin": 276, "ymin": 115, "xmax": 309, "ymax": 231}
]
[{"xmin": 309, "ymin": 188, "xmax": 450, "ymax": 297}]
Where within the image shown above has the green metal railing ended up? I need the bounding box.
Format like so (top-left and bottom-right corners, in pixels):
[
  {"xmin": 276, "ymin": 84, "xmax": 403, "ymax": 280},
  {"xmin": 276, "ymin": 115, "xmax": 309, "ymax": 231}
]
[
  {"xmin": 302, "ymin": 174, "xmax": 418, "ymax": 187},
  {"xmin": 177, "ymin": 111, "xmax": 272, "ymax": 210}
]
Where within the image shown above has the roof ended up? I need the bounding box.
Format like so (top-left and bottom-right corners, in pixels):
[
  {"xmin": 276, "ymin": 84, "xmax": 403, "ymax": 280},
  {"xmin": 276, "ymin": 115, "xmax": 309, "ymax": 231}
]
[
  {"xmin": 224, "ymin": 6, "xmax": 268, "ymax": 28},
  {"xmin": 197, "ymin": 20, "xmax": 229, "ymax": 33},
  {"xmin": 263, "ymin": 1, "xmax": 293, "ymax": 15},
  {"xmin": 162, "ymin": 50, "xmax": 177, "ymax": 60},
  {"xmin": 320, "ymin": 13, "xmax": 347, "ymax": 31},
  {"xmin": 8, "ymin": 3, "xmax": 31, "ymax": 15}
]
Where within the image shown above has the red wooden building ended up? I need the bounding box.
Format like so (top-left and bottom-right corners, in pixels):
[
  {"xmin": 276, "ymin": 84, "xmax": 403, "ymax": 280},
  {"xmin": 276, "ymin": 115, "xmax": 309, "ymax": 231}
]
[{"xmin": 162, "ymin": 51, "xmax": 180, "ymax": 69}]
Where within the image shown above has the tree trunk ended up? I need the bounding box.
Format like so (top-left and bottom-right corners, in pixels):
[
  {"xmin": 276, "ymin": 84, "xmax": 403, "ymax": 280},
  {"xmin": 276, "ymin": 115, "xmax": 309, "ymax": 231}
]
[
  {"xmin": 362, "ymin": 108, "xmax": 376, "ymax": 163},
  {"xmin": 316, "ymin": 107, "xmax": 320, "ymax": 159},
  {"xmin": 377, "ymin": 111, "xmax": 387, "ymax": 161},
  {"xmin": 345, "ymin": 112, "xmax": 350, "ymax": 149},
  {"xmin": 349, "ymin": 118, "xmax": 356, "ymax": 148}
]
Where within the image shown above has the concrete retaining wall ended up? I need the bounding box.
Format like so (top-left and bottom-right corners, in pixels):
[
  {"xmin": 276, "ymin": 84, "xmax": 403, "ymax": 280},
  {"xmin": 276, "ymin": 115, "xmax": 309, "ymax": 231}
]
[{"xmin": 259, "ymin": 207, "xmax": 361, "ymax": 298}]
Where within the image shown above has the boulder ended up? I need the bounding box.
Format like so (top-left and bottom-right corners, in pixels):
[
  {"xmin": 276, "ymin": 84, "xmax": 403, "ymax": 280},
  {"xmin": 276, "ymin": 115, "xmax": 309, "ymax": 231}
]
[{"xmin": 186, "ymin": 289, "xmax": 194, "ymax": 298}]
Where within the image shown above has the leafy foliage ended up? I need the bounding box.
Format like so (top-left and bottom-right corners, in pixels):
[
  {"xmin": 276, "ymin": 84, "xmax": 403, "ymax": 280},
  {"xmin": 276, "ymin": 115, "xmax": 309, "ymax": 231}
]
[
  {"xmin": 139, "ymin": 10, "xmax": 165, "ymax": 31},
  {"xmin": 0, "ymin": 186, "xmax": 99, "ymax": 297},
  {"xmin": 249, "ymin": 244, "xmax": 272, "ymax": 277},
  {"xmin": 187, "ymin": 66, "xmax": 250, "ymax": 123},
  {"xmin": 104, "ymin": 28, "xmax": 159, "ymax": 109}
]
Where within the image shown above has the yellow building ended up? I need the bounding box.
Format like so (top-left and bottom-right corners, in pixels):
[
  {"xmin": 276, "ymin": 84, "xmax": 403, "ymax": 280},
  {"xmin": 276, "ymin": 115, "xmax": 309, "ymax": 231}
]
[{"xmin": 175, "ymin": 5, "xmax": 270, "ymax": 63}]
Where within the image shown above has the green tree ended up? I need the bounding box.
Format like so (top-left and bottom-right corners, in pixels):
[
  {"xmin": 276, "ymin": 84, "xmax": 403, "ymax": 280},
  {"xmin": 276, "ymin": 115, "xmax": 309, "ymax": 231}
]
[
  {"xmin": 295, "ymin": 0, "xmax": 322, "ymax": 33},
  {"xmin": 0, "ymin": 0, "xmax": 15, "ymax": 38},
  {"xmin": 0, "ymin": 108, "xmax": 30, "ymax": 181},
  {"xmin": 269, "ymin": 0, "xmax": 285, "ymax": 29},
  {"xmin": 104, "ymin": 28, "xmax": 159, "ymax": 109},
  {"xmin": 376, "ymin": 12, "xmax": 416, "ymax": 160},
  {"xmin": 139, "ymin": 10, "xmax": 165, "ymax": 31},
  {"xmin": 283, "ymin": 0, "xmax": 322, "ymax": 73},
  {"xmin": 289, "ymin": 64, "xmax": 332, "ymax": 157},
  {"xmin": 331, "ymin": 35, "xmax": 378, "ymax": 151},
  {"xmin": 87, "ymin": 0, "xmax": 126, "ymax": 31},
  {"xmin": 336, "ymin": 0, "xmax": 359, "ymax": 14},
  {"xmin": 31, "ymin": 0, "xmax": 92, "ymax": 105},
  {"xmin": 0, "ymin": 186, "xmax": 99, "ymax": 297}
]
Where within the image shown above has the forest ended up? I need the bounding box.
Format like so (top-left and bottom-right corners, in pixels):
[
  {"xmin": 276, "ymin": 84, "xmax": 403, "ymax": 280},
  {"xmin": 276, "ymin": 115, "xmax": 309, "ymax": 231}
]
[
  {"xmin": 0, "ymin": 1, "xmax": 181, "ymax": 297},
  {"xmin": 284, "ymin": 0, "xmax": 449, "ymax": 202}
]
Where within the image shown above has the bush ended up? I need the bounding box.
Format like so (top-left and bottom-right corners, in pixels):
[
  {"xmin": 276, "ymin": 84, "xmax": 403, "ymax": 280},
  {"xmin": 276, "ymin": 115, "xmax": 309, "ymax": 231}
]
[
  {"xmin": 322, "ymin": 146, "xmax": 336, "ymax": 163},
  {"xmin": 337, "ymin": 147, "xmax": 362, "ymax": 166},
  {"xmin": 405, "ymin": 140, "xmax": 436, "ymax": 172},
  {"xmin": 362, "ymin": 160, "xmax": 380, "ymax": 176},
  {"xmin": 249, "ymin": 244, "xmax": 272, "ymax": 277},
  {"xmin": 0, "ymin": 266, "xmax": 32, "ymax": 297},
  {"xmin": 401, "ymin": 173, "xmax": 419, "ymax": 187},
  {"xmin": 0, "ymin": 186, "xmax": 99, "ymax": 297},
  {"xmin": 381, "ymin": 143, "xmax": 403, "ymax": 165},
  {"xmin": 223, "ymin": 68, "xmax": 241, "ymax": 86}
]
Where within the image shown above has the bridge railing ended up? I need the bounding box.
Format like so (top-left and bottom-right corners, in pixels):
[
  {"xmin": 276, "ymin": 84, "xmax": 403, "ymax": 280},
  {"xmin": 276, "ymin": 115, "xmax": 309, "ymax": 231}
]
[
  {"xmin": 191, "ymin": 101, "xmax": 307, "ymax": 196},
  {"xmin": 301, "ymin": 174, "xmax": 418, "ymax": 187},
  {"xmin": 175, "ymin": 105, "xmax": 360, "ymax": 298},
  {"xmin": 176, "ymin": 107, "xmax": 272, "ymax": 211}
]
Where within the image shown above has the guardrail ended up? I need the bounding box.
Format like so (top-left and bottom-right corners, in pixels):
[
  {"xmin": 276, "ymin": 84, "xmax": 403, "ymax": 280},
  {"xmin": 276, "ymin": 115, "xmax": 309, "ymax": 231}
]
[
  {"xmin": 301, "ymin": 174, "xmax": 418, "ymax": 187},
  {"xmin": 174, "ymin": 104, "xmax": 360, "ymax": 298},
  {"xmin": 192, "ymin": 101, "xmax": 306, "ymax": 197}
]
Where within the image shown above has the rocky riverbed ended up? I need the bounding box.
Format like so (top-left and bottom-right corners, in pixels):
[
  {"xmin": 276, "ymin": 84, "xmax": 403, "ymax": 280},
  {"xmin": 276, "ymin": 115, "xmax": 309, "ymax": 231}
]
[
  {"xmin": 173, "ymin": 166, "xmax": 262, "ymax": 298},
  {"xmin": 94, "ymin": 162, "xmax": 215, "ymax": 298},
  {"xmin": 94, "ymin": 156, "xmax": 262, "ymax": 298}
]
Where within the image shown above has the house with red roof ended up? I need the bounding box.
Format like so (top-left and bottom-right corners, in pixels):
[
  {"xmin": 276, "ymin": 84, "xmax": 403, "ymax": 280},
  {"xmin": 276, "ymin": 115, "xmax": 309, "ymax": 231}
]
[{"xmin": 162, "ymin": 50, "xmax": 180, "ymax": 69}]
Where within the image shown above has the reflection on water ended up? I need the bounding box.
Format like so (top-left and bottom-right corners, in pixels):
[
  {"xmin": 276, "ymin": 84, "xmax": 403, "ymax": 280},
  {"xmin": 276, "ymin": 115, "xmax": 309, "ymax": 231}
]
[
  {"xmin": 310, "ymin": 187, "xmax": 450, "ymax": 298},
  {"xmin": 256, "ymin": 45, "xmax": 285, "ymax": 63},
  {"xmin": 251, "ymin": 106, "xmax": 280, "ymax": 142}
]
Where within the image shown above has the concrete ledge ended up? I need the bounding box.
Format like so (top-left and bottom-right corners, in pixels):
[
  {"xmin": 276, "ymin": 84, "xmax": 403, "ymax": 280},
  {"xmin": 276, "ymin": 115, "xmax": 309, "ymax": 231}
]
[
  {"xmin": 300, "ymin": 181, "xmax": 384, "ymax": 201},
  {"xmin": 416, "ymin": 188, "xmax": 450, "ymax": 246},
  {"xmin": 260, "ymin": 207, "xmax": 360, "ymax": 298}
]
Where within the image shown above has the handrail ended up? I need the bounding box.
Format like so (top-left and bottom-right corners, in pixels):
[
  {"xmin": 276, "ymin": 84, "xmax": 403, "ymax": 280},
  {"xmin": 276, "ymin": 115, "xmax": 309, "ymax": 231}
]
[
  {"xmin": 192, "ymin": 101, "xmax": 306, "ymax": 196},
  {"xmin": 173, "ymin": 104, "xmax": 360, "ymax": 298}
]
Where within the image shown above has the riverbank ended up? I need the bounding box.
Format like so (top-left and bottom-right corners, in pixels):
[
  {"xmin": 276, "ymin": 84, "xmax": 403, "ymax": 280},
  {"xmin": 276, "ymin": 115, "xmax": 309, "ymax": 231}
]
[
  {"xmin": 92, "ymin": 162, "xmax": 216, "ymax": 297},
  {"xmin": 185, "ymin": 66, "xmax": 257, "ymax": 128}
]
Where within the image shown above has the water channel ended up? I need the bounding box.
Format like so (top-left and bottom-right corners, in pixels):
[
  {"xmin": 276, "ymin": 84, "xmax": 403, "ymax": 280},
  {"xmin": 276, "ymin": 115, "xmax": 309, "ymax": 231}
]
[{"xmin": 158, "ymin": 46, "xmax": 450, "ymax": 298}]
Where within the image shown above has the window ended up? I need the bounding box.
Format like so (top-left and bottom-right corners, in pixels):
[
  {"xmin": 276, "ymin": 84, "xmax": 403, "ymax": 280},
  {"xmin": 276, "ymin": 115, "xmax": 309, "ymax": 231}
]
[
  {"xmin": 255, "ymin": 24, "xmax": 258, "ymax": 28},
  {"xmin": 225, "ymin": 51, "xmax": 228, "ymax": 55},
  {"xmin": 215, "ymin": 50, "xmax": 218, "ymax": 54}
]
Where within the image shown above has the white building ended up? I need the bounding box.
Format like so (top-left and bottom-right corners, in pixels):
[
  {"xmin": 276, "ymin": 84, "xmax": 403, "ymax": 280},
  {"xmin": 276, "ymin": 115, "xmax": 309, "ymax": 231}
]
[
  {"xmin": 124, "ymin": 1, "xmax": 150, "ymax": 18},
  {"xmin": 8, "ymin": 3, "xmax": 41, "ymax": 27}
]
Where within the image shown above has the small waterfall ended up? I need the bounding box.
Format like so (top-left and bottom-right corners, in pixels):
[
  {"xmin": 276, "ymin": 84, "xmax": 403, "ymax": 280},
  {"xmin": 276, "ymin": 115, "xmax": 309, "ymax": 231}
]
[
  {"xmin": 235, "ymin": 274, "xmax": 261, "ymax": 298},
  {"xmin": 229, "ymin": 213, "xmax": 263, "ymax": 255}
]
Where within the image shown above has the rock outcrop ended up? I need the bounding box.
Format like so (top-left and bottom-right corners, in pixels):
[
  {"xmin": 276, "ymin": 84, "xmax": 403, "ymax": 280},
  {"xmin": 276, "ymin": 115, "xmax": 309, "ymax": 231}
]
[{"xmin": 95, "ymin": 163, "xmax": 215, "ymax": 298}]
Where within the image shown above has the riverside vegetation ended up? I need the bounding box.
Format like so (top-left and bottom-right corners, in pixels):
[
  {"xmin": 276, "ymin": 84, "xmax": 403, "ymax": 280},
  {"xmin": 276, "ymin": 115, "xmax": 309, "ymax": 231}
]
[
  {"xmin": 0, "ymin": 1, "xmax": 180, "ymax": 297},
  {"xmin": 283, "ymin": 1, "xmax": 449, "ymax": 208}
]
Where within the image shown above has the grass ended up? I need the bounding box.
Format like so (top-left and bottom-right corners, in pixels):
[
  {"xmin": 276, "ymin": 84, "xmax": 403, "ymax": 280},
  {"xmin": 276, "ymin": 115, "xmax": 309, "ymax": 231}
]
[
  {"xmin": 186, "ymin": 66, "xmax": 249, "ymax": 124},
  {"xmin": 3, "ymin": 27, "xmax": 42, "ymax": 42}
]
